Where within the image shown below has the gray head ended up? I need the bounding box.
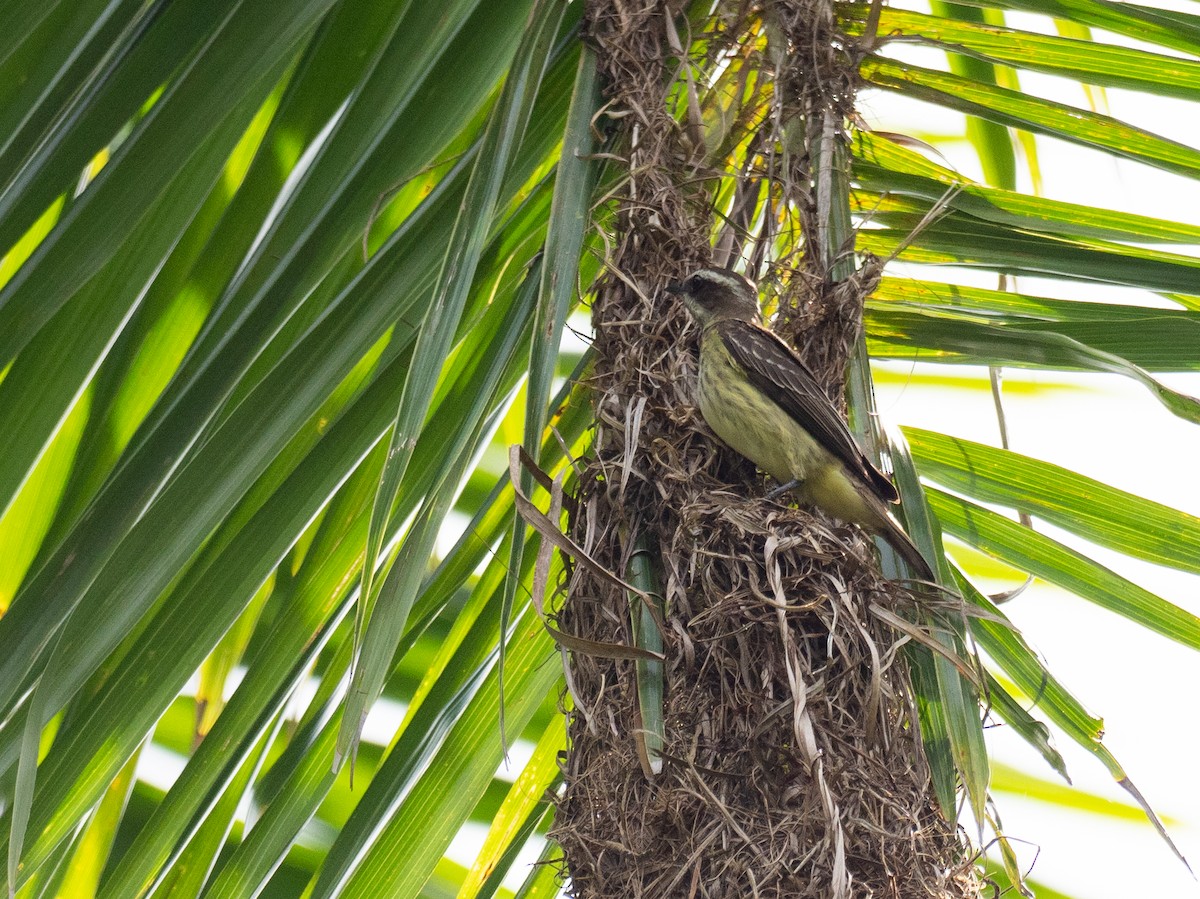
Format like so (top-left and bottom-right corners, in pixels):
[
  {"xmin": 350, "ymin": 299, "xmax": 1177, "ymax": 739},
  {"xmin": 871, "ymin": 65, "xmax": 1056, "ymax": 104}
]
[{"xmin": 666, "ymin": 267, "xmax": 760, "ymax": 326}]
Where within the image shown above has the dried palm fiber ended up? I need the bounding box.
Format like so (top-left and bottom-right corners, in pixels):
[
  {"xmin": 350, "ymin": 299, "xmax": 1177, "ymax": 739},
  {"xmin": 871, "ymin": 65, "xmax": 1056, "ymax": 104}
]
[{"xmin": 552, "ymin": 1, "xmax": 980, "ymax": 896}]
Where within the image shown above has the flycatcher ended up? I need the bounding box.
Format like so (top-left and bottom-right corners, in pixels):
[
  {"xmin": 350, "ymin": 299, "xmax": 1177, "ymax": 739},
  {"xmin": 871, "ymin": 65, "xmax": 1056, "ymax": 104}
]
[{"xmin": 667, "ymin": 267, "xmax": 934, "ymax": 581}]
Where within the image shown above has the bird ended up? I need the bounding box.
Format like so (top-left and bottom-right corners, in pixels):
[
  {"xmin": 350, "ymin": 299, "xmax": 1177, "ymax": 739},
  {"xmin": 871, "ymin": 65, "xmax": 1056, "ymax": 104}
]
[{"xmin": 666, "ymin": 266, "xmax": 935, "ymax": 582}]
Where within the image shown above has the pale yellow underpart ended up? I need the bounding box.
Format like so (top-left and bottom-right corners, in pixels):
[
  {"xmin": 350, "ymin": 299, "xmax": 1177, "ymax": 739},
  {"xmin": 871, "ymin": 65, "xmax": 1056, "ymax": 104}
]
[{"xmin": 695, "ymin": 332, "xmax": 885, "ymax": 531}]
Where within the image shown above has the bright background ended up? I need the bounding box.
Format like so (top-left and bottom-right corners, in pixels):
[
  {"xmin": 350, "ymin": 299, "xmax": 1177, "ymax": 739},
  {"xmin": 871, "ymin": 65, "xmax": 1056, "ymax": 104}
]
[
  {"xmin": 865, "ymin": 3, "xmax": 1200, "ymax": 894},
  {"xmin": 124, "ymin": 5, "xmax": 1200, "ymax": 895}
]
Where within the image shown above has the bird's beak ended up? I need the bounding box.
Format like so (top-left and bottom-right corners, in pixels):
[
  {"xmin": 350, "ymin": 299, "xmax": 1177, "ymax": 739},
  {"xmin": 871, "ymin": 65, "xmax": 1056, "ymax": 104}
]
[{"xmin": 664, "ymin": 282, "xmax": 685, "ymax": 295}]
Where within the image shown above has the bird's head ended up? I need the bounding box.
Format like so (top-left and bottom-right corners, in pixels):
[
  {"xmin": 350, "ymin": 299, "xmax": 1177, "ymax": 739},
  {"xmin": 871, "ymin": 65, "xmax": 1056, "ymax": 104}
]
[{"xmin": 666, "ymin": 267, "xmax": 761, "ymax": 326}]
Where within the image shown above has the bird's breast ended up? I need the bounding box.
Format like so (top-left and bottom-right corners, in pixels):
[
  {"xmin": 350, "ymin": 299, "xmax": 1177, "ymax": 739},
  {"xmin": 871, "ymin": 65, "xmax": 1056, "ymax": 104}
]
[{"xmin": 695, "ymin": 338, "xmax": 826, "ymax": 486}]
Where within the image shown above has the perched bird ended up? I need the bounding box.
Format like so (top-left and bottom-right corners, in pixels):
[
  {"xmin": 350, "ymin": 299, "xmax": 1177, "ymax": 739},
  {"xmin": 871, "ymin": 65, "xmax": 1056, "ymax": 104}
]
[{"xmin": 667, "ymin": 267, "xmax": 934, "ymax": 581}]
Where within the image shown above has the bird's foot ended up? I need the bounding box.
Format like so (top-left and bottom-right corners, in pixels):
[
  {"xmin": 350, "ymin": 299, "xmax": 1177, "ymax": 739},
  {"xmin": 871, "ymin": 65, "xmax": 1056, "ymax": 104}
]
[{"xmin": 765, "ymin": 479, "xmax": 803, "ymax": 501}]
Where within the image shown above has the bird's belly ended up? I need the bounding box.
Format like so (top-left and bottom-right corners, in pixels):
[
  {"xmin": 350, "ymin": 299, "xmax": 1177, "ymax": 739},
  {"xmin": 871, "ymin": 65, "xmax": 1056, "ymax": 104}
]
[{"xmin": 696, "ymin": 365, "xmax": 824, "ymax": 486}]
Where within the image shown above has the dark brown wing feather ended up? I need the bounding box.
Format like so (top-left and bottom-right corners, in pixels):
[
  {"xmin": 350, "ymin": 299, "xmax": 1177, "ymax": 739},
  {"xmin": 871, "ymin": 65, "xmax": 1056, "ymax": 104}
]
[{"xmin": 716, "ymin": 319, "xmax": 899, "ymax": 503}]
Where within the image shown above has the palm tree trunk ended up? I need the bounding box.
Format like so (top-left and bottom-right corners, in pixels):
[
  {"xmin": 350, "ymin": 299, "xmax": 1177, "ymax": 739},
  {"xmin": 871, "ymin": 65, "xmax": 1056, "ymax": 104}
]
[{"xmin": 554, "ymin": 2, "xmax": 981, "ymax": 895}]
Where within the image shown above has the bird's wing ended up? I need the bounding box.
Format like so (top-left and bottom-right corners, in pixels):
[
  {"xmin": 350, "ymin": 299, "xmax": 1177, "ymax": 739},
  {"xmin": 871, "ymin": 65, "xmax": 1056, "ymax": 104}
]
[{"xmin": 716, "ymin": 319, "xmax": 899, "ymax": 503}]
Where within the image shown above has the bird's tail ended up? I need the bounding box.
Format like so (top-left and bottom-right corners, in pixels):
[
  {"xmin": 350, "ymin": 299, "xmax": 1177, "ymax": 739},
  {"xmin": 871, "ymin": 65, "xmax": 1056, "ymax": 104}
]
[{"xmin": 868, "ymin": 503, "xmax": 936, "ymax": 584}]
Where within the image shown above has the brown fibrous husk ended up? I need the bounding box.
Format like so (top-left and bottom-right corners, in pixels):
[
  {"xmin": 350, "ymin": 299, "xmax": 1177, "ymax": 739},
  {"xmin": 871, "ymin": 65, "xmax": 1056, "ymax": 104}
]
[{"xmin": 551, "ymin": 1, "xmax": 981, "ymax": 896}]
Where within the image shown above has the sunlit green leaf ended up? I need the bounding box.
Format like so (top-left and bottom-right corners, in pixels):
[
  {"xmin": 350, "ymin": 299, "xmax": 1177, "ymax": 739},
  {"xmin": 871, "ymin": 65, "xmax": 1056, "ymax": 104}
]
[
  {"xmin": 1, "ymin": 0, "xmax": 1197, "ymax": 894},
  {"xmin": 907, "ymin": 428, "xmax": 1200, "ymax": 574},
  {"xmin": 863, "ymin": 55, "xmax": 1200, "ymax": 180}
]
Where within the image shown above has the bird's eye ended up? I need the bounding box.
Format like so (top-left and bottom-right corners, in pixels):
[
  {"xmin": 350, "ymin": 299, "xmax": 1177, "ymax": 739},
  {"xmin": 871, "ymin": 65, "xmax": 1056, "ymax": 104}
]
[{"xmin": 685, "ymin": 276, "xmax": 701, "ymax": 293}]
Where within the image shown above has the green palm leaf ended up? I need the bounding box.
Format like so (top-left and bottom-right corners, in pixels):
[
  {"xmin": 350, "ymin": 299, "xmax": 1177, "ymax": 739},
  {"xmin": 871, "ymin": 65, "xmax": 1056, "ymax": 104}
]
[{"xmin": 0, "ymin": 2, "xmax": 1196, "ymax": 897}]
